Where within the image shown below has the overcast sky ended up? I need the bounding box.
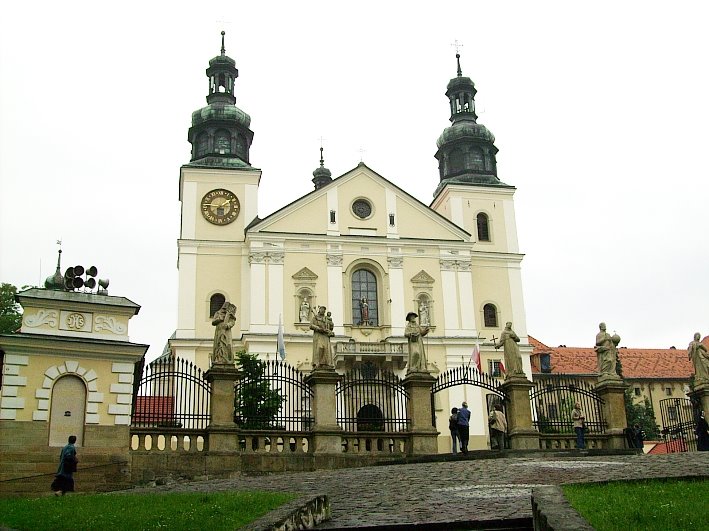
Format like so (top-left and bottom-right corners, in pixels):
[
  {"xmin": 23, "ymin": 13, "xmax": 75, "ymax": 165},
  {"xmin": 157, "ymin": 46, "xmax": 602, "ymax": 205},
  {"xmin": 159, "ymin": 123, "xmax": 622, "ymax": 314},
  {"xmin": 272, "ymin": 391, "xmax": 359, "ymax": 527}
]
[{"xmin": 1, "ymin": 1, "xmax": 707, "ymax": 360}]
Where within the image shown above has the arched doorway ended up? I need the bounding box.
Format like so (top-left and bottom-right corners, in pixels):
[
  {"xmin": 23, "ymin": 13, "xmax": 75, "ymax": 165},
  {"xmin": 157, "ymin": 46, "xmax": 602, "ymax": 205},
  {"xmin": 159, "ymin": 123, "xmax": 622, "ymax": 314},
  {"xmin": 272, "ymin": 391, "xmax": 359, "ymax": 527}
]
[
  {"xmin": 356, "ymin": 404, "xmax": 385, "ymax": 432},
  {"xmin": 49, "ymin": 376, "xmax": 86, "ymax": 447}
]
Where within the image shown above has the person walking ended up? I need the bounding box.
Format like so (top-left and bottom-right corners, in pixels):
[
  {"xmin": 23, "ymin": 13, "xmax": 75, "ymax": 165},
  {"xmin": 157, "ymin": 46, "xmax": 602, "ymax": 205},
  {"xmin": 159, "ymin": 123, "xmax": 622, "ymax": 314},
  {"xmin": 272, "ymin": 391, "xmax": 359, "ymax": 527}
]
[
  {"xmin": 449, "ymin": 407, "xmax": 460, "ymax": 454},
  {"xmin": 51, "ymin": 435, "xmax": 78, "ymax": 496},
  {"xmin": 488, "ymin": 404, "xmax": 507, "ymax": 450},
  {"xmin": 457, "ymin": 401, "xmax": 471, "ymax": 454},
  {"xmin": 571, "ymin": 402, "xmax": 586, "ymax": 449}
]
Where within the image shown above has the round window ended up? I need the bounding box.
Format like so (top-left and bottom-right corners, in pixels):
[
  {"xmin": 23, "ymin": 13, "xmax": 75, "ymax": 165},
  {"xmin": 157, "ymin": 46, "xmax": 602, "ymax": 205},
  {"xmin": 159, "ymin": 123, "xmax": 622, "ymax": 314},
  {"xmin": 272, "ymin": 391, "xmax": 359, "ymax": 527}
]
[{"xmin": 352, "ymin": 199, "xmax": 372, "ymax": 219}]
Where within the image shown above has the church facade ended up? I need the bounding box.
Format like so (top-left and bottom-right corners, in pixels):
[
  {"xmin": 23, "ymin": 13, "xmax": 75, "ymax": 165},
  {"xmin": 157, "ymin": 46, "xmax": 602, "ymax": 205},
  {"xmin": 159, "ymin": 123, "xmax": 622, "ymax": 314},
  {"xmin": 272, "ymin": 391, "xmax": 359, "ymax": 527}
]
[{"xmin": 170, "ymin": 35, "xmax": 532, "ymax": 451}]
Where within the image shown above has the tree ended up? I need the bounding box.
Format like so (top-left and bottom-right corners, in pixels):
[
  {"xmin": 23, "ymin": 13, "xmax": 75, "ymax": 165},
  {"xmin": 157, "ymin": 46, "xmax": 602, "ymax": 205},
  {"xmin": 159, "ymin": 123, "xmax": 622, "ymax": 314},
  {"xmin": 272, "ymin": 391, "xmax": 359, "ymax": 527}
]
[
  {"xmin": 234, "ymin": 351, "xmax": 285, "ymax": 429},
  {"xmin": 624, "ymin": 388, "xmax": 660, "ymax": 440},
  {"xmin": 0, "ymin": 283, "xmax": 23, "ymax": 334}
]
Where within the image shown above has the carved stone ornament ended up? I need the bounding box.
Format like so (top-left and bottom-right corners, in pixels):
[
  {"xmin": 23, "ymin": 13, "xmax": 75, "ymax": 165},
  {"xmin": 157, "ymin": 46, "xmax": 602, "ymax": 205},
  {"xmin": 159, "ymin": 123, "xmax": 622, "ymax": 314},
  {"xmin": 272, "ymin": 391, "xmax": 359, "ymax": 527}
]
[
  {"xmin": 457, "ymin": 260, "xmax": 472, "ymax": 271},
  {"xmin": 249, "ymin": 252, "xmax": 267, "ymax": 264},
  {"xmin": 326, "ymin": 254, "xmax": 343, "ymax": 266},
  {"xmin": 269, "ymin": 252, "xmax": 285, "ymax": 264},
  {"xmin": 411, "ymin": 270, "xmax": 435, "ymax": 288},
  {"xmin": 24, "ymin": 309, "xmax": 58, "ymax": 328},
  {"xmin": 439, "ymin": 259, "xmax": 457, "ymax": 271},
  {"xmin": 387, "ymin": 256, "xmax": 404, "ymax": 269},
  {"xmin": 95, "ymin": 316, "xmax": 127, "ymax": 334}
]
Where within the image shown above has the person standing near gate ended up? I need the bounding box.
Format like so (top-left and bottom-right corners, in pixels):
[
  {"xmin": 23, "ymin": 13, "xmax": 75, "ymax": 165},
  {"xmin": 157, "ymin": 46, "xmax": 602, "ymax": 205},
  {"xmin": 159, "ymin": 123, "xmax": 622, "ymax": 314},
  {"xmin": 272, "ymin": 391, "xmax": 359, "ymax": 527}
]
[
  {"xmin": 488, "ymin": 404, "xmax": 507, "ymax": 450},
  {"xmin": 449, "ymin": 407, "xmax": 460, "ymax": 454},
  {"xmin": 572, "ymin": 401, "xmax": 586, "ymax": 449},
  {"xmin": 457, "ymin": 401, "xmax": 471, "ymax": 454}
]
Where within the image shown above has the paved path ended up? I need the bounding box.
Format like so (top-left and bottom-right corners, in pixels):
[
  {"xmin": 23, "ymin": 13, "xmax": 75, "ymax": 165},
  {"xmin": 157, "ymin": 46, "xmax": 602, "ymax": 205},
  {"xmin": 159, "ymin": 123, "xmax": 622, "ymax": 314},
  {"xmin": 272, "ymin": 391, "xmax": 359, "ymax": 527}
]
[{"xmin": 125, "ymin": 452, "xmax": 709, "ymax": 529}]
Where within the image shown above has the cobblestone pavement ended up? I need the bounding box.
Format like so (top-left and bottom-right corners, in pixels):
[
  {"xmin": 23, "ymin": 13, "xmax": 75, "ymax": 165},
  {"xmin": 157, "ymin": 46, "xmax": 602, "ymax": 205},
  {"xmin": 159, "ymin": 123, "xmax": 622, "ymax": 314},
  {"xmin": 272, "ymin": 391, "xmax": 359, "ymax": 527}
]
[{"xmin": 125, "ymin": 452, "xmax": 709, "ymax": 529}]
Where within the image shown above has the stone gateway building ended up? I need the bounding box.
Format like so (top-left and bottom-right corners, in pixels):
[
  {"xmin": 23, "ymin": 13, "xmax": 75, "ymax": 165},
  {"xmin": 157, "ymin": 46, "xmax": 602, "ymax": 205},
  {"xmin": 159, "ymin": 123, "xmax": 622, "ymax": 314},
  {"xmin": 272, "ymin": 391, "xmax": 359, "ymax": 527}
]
[{"xmin": 170, "ymin": 37, "xmax": 532, "ymax": 452}]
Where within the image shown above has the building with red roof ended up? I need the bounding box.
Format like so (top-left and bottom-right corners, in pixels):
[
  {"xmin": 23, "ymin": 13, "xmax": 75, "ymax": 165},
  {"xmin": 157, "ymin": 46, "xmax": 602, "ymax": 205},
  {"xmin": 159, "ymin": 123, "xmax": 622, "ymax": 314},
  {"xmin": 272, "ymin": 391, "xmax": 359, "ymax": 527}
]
[{"xmin": 528, "ymin": 335, "xmax": 699, "ymax": 436}]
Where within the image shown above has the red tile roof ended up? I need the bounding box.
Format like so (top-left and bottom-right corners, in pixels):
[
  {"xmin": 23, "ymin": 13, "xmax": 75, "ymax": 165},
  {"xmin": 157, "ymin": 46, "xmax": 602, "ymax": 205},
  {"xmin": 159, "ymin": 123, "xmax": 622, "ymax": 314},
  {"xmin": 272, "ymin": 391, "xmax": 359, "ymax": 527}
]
[
  {"xmin": 132, "ymin": 396, "xmax": 174, "ymax": 423},
  {"xmin": 529, "ymin": 335, "xmax": 696, "ymax": 379}
]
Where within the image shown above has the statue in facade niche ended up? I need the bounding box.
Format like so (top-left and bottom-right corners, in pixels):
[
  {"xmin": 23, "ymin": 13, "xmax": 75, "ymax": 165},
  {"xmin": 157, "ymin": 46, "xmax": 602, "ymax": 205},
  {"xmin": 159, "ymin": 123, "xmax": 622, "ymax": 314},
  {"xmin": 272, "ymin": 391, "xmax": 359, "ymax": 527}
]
[
  {"xmin": 595, "ymin": 322, "xmax": 621, "ymax": 379},
  {"xmin": 211, "ymin": 301, "xmax": 237, "ymax": 365},
  {"xmin": 493, "ymin": 321, "xmax": 525, "ymax": 378},
  {"xmin": 688, "ymin": 332, "xmax": 709, "ymax": 384},
  {"xmin": 405, "ymin": 312, "xmax": 430, "ymax": 373},
  {"xmin": 299, "ymin": 296, "xmax": 311, "ymax": 323},
  {"xmin": 310, "ymin": 306, "xmax": 334, "ymax": 367},
  {"xmin": 359, "ymin": 297, "xmax": 369, "ymax": 325},
  {"xmin": 418, "ymin": 300, "xmax": 430, "ymax": 326}
]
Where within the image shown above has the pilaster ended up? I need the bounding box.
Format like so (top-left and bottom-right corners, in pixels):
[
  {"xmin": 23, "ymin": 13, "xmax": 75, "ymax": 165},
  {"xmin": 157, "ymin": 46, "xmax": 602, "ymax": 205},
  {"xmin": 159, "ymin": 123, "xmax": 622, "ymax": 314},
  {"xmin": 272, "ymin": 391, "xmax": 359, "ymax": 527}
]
[
  {"xmin": 205, "ymin": 365, "xmax": 240, "ymax": 451},
  {"xmin": 501, "ymin": 376, "xmax": 539, "ymax": 450},
  {"xmin": 596, "ymin": 378, "xmax": 629, "ymax": 449},
  {"xmin": 304, "ymin": 367, "xmax": 343, "ymax": 454},
  {"xmin": 403, "ymin": 372, "xmax": 438, "ymax": 455}
]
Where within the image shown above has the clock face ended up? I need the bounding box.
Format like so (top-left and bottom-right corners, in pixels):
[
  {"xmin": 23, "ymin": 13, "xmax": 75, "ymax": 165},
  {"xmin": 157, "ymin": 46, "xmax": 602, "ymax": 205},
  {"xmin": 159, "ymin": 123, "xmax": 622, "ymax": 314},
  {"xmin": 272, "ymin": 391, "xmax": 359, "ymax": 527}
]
[{"xmin": 201, "ymin": 189, "xmax": 240, "ymax": 225}]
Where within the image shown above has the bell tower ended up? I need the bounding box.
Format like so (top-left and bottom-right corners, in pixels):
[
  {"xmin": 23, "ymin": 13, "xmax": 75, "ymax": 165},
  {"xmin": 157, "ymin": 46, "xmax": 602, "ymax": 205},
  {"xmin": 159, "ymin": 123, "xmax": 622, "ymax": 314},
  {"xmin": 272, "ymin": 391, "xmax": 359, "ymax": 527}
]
[
  {"xmin": 176, "ymin": 32, "xmax": 261, "ymax": 347},
  {"xmin": 187, "ymin": 31, "xmax": 254, "ymax": 167}
]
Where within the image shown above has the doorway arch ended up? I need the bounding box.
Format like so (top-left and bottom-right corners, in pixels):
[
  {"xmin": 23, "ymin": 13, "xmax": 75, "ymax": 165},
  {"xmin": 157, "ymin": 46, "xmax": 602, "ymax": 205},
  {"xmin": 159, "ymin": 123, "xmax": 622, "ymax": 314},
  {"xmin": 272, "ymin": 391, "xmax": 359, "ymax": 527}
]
[{"xmin": 49, "ymin": 375, "xmax": 86, "ymax": 447}]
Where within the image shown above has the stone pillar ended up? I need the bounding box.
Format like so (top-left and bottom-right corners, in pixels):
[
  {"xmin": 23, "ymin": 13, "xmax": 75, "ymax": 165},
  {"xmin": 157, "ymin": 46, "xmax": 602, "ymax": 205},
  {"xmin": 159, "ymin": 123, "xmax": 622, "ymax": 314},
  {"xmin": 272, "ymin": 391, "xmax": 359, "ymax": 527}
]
[
  {"xmin": 204, "ymin": 365, "xmax": 240, "ymax": 451},
  {"xmin": 403, "ymin": 372, "xmax": 438, "ymax": 455},
  {"xmin": 304, "ymin": 367, "xmax": 343, "ymax": 454},
  {"xmin": 596, "ymin": 378, "xmax": 629, "ymax": 449},
  {"xmin": 501, "ymin": 376, "xmax": 539, "ymax": 450},
  {"xmin": 689, "ymin": 384, "xmax": 709, "ymax": 421}
]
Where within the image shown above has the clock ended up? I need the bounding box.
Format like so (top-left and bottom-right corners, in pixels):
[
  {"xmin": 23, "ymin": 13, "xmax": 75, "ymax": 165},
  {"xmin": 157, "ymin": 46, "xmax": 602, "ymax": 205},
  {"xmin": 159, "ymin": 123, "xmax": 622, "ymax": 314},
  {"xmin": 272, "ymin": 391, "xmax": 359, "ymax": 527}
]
[{"xmin": 201, "ymin": 189, "xmax": 240, "ymax": 225}]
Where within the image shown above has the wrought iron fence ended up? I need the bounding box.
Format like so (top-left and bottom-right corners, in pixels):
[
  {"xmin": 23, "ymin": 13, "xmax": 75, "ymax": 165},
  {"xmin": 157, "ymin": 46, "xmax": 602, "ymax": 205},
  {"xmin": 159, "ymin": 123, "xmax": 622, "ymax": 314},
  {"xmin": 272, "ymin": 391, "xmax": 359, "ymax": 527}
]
[
  {"xmin": 234, "ymin": 359, "xmax": 313, "ymax": 431},
  {"xmin": 530, "ymin": 375, "xmax": 605, "ymax": 434},
  {"xmin": 659, "ymin": 397, "xmax": 699, "ymax": 453},
  {"xmin": 131, "ymin": 355, "xmax": 211, "ymax": 430},
  {"xmin": 431, "ymin": 365, "xmax": 507, "ymax": 427},
  {"xmin": 336, "ymin": 362, "xmax": 410, "ymax": 432}
]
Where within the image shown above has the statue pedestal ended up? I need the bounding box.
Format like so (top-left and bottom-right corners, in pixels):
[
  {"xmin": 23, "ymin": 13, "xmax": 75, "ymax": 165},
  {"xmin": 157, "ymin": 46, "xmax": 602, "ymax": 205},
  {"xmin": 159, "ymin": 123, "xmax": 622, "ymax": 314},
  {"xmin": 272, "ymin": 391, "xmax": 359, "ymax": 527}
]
[
  {"xmin": 403, "ymin": 371, "xmax": 438, "ymax": 455},
  {"xmin": 596, "ymin": 378, "xmax": 629, "ymax": 449},
  {"xmin": 304, "ymin": 367, "xmax": 343, "ymax": 454},
  {"xmin": 501, "ymin": 376, "xmax": 540, "ymax": 450},
  {"xmin": 205, "ymin": 365, "xmax": 240, "ymax": 451}
]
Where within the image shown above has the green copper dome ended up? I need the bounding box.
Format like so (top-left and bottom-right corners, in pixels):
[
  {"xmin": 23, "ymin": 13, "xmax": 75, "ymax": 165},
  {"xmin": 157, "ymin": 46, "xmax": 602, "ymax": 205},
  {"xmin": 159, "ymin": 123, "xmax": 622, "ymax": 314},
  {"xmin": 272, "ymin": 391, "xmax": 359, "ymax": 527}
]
[
  {"xmin": 191, "ymin": 102, "xmax": 251, "ymax": 129},
  {"xmin": 436, "ymin": 121, "xmax": 495, "ymax": 148}
]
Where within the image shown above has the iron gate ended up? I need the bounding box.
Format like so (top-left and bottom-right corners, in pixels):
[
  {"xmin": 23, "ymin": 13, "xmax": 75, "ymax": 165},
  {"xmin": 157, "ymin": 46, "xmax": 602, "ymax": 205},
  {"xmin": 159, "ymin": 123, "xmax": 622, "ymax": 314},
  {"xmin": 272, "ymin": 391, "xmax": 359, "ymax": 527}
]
[
  {"xmin": 530, "ymin": 375, "xmax": 605, "ymax": 434},
  {"xmin": 431, "ymin": 366, "xmax": 507, "ymax": 427},
  {"xmin": 659, "ymin": 397, "xmax": 699, "ymax": 453}
]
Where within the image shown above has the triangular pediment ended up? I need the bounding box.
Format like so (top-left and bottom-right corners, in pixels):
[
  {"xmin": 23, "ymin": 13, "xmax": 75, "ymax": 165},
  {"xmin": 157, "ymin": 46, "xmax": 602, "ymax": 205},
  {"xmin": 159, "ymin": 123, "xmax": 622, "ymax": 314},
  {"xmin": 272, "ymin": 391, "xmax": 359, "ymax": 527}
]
[
  {"xmin": 411, "ymin": 270, "xmax": 435, "ymax": 285},
  {"xmin": 248, "ymin": 164, "xmax": 471, "ymax": 242},
  {"xmin": 292, "ymin": 267, "xmax": 318, "ymax": 281}
]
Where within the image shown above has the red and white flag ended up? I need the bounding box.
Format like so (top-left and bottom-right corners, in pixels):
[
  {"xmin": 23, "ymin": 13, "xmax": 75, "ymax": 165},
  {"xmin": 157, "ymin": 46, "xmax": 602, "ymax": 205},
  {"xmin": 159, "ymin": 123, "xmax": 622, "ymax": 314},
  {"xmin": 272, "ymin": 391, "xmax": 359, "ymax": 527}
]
[
  {"xmin": 471, "ymin": 343, "xmax": 481, "ymax": 372},
  {"xmin": 499, "ymin": 360, "xmax": 506, "ymax": 374}
]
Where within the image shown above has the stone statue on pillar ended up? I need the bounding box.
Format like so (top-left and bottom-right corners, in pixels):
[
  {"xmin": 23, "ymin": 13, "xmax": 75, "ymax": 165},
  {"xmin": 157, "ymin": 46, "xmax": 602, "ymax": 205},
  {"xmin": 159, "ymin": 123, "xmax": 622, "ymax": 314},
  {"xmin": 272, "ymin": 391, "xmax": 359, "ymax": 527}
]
[
  {"xmin": 595, "ymin": 322, "xmax": 621, "ymax": 379},
  {"xmin": 493, "ymin": 321, "xmax": 525, "ymax": 379},
  {"xmin": 211, "ymin": 301, "xmax": 237, "ymax": 365},
  {"xmin": 405, "ymin": 311, "xmax": 430, "ymax": 373},
  {"xmin": 310, "ymin": 306, "xmax": 334, "ymax": 368},
  {"xmin": 688, "ymin": 332, "xmax": 709, "ymax": 384}
]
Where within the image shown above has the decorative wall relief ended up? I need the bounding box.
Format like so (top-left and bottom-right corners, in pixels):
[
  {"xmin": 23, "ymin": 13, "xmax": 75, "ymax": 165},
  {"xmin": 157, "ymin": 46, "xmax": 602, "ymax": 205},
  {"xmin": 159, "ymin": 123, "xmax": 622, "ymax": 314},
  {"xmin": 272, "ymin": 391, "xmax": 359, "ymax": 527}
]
[
  {"xmin": 24, "ymin": 309, "xmax": 58, "ymax": 328},
  {"xmin": 94, "ymin": 316, "xmax": 127, "ymax": 335}
]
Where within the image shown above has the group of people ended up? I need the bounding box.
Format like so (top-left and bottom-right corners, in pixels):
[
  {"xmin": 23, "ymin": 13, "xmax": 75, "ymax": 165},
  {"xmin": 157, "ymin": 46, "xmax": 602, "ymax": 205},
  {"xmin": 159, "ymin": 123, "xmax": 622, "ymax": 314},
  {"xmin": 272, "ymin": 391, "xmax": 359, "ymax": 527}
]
[{"xmin": 448, "ymin": 402, "xmax": 508, "ymax": 453}]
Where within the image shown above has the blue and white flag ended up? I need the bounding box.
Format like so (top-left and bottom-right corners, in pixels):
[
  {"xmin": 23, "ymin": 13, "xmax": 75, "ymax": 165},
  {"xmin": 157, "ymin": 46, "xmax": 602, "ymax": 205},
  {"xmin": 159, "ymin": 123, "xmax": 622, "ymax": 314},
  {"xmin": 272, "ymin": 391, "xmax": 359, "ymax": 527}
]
[{"xmin": 277, "ymin": 314, "xmax": 286, "ymax": 360}]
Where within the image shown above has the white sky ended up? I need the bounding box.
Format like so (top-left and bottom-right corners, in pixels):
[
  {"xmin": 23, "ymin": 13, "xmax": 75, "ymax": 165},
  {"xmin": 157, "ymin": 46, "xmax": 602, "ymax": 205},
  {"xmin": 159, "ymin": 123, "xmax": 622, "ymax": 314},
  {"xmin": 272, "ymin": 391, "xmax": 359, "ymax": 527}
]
[{"xmin": 1, "ymin": 1, "xmax": 707, "ymax": 361}]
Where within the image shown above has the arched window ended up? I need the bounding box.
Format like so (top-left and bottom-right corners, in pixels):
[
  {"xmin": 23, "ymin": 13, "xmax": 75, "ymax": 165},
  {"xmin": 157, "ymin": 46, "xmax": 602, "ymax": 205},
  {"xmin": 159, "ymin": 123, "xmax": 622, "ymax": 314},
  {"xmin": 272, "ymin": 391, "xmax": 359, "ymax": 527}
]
[
  {"xmin": 477, "ymin": 213, "xmax": 490, "ymax": 242},
  {"xmin": 352, "ymin": 269, "xmax": 378, "ymax": 326},
  {"xmin": 209, "ymin": 293, "xmax": 226, "ymax": 318},
  {"xmin": 483, "ymin": 303, "xmax": 498, "ymax": 328}
]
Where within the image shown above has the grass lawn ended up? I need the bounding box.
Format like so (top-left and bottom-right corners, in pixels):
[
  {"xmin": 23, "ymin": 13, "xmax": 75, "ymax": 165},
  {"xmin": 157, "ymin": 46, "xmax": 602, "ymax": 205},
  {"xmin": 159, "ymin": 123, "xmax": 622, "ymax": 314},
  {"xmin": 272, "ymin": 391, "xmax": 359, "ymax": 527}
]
[
  {"xmin": 0, "ymin": 490, "xmax": 297, "ymax": 531},
  {"xmin": 562, "ymin": 478, "xmax": 708, "ymax": 531}
]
